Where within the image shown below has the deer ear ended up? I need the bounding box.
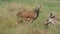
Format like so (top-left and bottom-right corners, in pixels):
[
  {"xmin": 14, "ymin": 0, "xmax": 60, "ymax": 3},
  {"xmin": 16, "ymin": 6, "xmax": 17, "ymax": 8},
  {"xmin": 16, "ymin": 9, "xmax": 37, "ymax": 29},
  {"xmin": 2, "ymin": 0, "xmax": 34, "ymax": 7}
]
[
  {"xmin": 36, "ymin": 5, "xmax": 41, "ymax": 9},
  {"xmin": 50, "ymin": 13, "xmax": 53, "ymax": 16},
  {"xmin": 49, "ymin": 13, "xmax": 55, "ymax": 18},
  {"xmin": 34, "ymin": 5, "xmax": 41, "ymax": 11}
]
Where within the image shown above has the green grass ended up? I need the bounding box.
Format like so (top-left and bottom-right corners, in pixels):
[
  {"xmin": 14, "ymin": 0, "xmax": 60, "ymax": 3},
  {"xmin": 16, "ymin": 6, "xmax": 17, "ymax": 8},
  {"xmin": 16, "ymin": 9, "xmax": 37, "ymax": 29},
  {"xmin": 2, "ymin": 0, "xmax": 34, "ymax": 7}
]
[{"xmin": 0, "ymin": 0, "xmax": 60, "ymax": 34}]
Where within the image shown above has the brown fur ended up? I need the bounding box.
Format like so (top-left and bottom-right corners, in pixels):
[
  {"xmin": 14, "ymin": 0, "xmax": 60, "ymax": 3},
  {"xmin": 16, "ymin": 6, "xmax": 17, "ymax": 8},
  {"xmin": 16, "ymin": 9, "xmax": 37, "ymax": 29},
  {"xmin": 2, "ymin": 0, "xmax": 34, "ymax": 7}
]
[
  {"xmin": 17, "ymin": 10, "xmax": 37, "ymax": 19},
  {"xmin": 16, "ymin": 5, "xmax": 41, "ymax": 23}
]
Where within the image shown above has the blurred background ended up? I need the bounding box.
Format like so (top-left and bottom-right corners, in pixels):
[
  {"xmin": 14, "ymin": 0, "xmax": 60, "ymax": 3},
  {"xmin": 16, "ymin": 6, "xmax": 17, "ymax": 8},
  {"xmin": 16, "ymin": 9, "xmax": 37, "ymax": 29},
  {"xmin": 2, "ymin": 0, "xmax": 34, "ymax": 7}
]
[{"xmin": 0, "ymin": 0, "xmax": 60, "ymax": 34}]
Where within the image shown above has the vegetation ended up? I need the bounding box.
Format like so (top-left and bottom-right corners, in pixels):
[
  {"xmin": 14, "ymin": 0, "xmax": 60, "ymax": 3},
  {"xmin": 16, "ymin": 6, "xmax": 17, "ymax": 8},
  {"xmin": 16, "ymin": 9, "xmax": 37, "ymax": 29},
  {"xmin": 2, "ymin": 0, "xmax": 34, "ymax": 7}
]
[{"xmin": 0, "ymin": 0, "xmax": 60, "ymax": 34}]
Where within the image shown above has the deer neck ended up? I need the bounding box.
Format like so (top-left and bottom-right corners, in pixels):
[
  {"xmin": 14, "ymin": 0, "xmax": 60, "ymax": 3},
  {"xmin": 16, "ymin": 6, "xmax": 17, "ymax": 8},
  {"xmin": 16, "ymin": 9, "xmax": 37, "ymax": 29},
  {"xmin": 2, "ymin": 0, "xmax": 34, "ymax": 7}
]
[{"xmin": 35, "ymin": 10, "xmax": 39, "ymax": 18}]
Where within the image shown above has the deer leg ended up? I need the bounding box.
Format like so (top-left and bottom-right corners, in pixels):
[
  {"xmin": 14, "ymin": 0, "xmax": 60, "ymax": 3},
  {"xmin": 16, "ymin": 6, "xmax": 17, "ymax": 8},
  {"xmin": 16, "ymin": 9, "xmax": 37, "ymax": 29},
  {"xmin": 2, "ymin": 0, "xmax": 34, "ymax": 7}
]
[
  {"xmin": 30, "ymin": 18, "xmax": 36, "ymax": 23},
  {"xmin": 29, "ymin": 19, "xmax": 34, "ymax": 23},
  {"xmin": 45, "ymin": 22, "xmax": 50, "ymax": 25},
  {"xmin": 18, "ymin": 18, "xmax": 20, "ymax": 24},
  {"xmin": 51, "ymin": 21, "xmax": 55, "ymax": 25},
  {"xmin": 18, "ymin": 18, "xmax": 23, "ymax": 24}
]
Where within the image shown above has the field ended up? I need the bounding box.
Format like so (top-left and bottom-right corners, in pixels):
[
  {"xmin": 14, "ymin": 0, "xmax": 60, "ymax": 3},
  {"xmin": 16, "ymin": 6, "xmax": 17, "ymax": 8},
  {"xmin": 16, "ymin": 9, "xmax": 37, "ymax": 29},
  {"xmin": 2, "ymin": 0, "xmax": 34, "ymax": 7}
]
[{"xmin": 0, "ymin": 0, "xmax": 60, "ymax": 34}]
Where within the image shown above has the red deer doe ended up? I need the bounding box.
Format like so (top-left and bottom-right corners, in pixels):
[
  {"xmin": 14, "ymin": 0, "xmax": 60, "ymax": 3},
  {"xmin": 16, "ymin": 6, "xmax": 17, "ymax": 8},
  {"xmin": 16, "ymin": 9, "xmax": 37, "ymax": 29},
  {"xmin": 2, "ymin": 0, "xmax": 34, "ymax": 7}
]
[
  {"xmin": 16, "ymin": 5, "xmax": 41, "ymax": 23},
  {"xmin": 45, "ymin": 13, "xmax": 60, "ymax": 26}
]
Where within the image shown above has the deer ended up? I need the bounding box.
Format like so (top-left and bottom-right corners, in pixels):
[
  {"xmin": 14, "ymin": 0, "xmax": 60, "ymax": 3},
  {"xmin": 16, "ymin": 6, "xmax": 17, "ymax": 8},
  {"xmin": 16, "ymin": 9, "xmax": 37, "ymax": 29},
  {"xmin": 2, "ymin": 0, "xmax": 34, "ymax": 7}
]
[
  {"xmin": 16, "ymin": 5, "xmax": 41, "ymax": 24},
  {"xmin": 45, "ymin": 13, "xmax": 60, "ymax": 26}
]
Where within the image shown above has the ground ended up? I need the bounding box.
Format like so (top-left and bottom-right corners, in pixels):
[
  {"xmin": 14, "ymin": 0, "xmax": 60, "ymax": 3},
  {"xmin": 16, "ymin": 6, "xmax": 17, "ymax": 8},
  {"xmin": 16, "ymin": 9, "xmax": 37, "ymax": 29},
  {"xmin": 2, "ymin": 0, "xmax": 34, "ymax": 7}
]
[{"xmin": 0, "ymin": 0, "xmax": 60, "ymax": 34}]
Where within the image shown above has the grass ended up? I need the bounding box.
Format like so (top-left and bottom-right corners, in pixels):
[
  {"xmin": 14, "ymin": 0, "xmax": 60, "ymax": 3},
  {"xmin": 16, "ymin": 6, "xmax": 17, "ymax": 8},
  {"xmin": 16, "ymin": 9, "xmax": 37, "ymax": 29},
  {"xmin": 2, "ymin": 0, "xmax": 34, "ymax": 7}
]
[{"xmin": 0, "ymin": 0, "xmax": 60, "ymax": 34}]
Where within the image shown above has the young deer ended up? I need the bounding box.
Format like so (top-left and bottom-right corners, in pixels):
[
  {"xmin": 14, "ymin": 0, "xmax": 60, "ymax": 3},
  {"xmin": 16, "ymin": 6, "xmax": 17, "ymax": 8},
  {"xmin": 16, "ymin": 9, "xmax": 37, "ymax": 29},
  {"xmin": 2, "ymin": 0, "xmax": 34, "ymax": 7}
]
[
  {"xmin": 45, "ymin": 13, "xmax": 60, "ymax": 26},
  {"xmin": 16, "ymin": 5, "xmax": 41, "ymax": 23}
]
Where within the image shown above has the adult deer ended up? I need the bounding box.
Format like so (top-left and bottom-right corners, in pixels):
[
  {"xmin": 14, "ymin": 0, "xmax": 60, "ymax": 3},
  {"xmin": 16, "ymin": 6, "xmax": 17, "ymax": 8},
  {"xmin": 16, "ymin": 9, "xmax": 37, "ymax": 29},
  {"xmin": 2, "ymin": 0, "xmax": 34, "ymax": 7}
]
[{"xmin": 16, "ymin": 5, "xmax": 41, "ymax": 23}]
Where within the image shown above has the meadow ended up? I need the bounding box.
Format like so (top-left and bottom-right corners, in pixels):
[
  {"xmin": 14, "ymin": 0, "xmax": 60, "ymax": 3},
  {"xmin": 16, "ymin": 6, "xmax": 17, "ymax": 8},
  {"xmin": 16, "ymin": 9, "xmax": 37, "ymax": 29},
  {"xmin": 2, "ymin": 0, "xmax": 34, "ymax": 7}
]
[{"xmin": 0, "ymin": 0, "xmax": 60, "ymax": 34}]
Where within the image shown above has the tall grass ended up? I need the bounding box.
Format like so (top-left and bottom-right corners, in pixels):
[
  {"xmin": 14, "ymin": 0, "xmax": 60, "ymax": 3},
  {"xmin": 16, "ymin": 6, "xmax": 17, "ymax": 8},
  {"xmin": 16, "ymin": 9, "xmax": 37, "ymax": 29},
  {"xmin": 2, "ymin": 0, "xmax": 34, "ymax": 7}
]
[{"xmin": 0, "ymin": 0, "xmax": 60, "ymax": 34}]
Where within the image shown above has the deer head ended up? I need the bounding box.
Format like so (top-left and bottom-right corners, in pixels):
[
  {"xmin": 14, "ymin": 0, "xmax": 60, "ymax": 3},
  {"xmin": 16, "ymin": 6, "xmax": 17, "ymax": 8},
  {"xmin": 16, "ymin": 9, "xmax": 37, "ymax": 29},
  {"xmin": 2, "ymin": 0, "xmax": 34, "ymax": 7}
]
[
  {"xmin": 34, "ymin": 5, "xmax": 41, "ymax": 13},
  {"xmin": 45, "ymin": 13, "xmax": 55, "ymax": 25},
  {"xmin": 49, "ymin": 13, "xmax": 55, "ymax": 18}
]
